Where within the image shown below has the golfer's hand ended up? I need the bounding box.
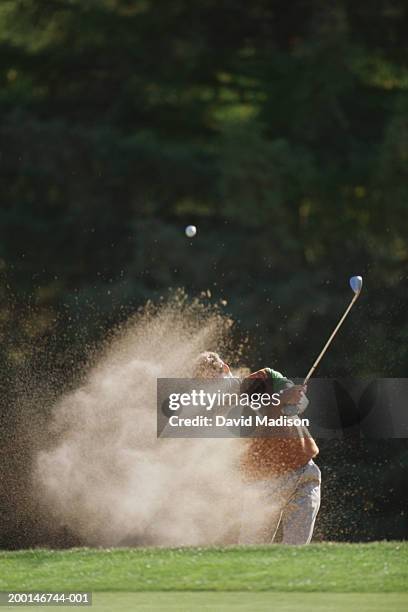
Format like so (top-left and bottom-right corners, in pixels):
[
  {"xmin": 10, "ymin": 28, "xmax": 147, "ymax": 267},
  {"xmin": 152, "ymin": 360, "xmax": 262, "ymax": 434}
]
[{"xmin": 280, "ymin": 385, "xmax": 307, "ymax": 406}]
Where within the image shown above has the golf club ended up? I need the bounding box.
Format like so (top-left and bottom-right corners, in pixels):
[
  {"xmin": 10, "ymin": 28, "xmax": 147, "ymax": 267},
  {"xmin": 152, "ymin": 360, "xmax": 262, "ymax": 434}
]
[{"xmin": 303, "ymin": 276, "xmax": 363, "ymax": 385}]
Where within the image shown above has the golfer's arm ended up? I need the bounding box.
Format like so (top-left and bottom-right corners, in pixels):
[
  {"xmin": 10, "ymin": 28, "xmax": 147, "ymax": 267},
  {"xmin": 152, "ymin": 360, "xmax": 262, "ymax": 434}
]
[{"xmin": 266, "ymin": 369, "xmax": 309, "ymax": 413}]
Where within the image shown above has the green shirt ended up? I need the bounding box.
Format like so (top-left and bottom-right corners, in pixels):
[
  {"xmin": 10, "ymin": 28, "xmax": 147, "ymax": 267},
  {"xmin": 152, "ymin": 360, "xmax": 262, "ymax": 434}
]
[{"xmin": 264, "ymin": 367, "xmax": 292, "ymax": 393}]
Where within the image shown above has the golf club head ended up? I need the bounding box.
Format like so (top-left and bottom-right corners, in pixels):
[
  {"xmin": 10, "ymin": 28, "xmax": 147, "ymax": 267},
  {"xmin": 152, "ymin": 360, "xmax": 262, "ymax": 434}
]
[{"xmin": 350, "ymin": 275, "xmax": 363, "ymax": 294}]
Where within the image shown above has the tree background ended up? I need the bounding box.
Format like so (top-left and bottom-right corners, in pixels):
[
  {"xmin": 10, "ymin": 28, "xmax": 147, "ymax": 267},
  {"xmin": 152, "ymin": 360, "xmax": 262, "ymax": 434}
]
[{"xmin": 0, "ymin": 0, "xmax": 407, "ymax": 546}]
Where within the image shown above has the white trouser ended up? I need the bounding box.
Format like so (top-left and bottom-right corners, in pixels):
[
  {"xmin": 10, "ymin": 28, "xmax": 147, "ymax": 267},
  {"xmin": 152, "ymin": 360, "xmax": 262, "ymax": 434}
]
[{"xmin": 239, "ymin": 460, "xmax": 321, "ymax": 545}]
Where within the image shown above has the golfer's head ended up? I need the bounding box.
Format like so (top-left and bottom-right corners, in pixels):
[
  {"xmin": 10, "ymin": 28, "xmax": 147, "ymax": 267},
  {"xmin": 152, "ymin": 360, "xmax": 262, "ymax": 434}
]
[{"xmin": 193, "ymin": 351, "xmax": 229, "ymax": 378}]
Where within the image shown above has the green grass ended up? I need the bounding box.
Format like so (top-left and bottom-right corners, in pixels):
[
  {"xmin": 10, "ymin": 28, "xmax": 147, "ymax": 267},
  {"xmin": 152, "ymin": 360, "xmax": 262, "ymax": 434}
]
[
  {"xmin": 91, "ymin": 592, "xmax": 408, "ymax": 611},
  {"xmin": 0, "ymin": 543, "xmax": 407, "ymax": 593},
  {"xmin": 2, "ymin": 593, "xmax": 407, "ymax": 612}
]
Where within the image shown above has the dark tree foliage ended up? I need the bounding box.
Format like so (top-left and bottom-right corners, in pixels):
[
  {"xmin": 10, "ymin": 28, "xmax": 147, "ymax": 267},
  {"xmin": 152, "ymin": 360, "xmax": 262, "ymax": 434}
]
[{"xmin": 0, "ymin": 0, "xmax": 407, "ymax": 546}]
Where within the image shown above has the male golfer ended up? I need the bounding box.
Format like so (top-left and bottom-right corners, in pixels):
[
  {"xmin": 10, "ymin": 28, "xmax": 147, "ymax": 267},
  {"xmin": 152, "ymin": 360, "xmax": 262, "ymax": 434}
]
[{"xmin": 193, "ymin": 352, "xmax": 321, "ymax": 545}]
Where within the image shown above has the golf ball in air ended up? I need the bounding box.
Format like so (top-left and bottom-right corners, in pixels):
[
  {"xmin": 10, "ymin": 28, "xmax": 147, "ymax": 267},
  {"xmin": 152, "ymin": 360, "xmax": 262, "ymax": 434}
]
[{"xmin": 185, "ymin": 225, "xmax": 197, "ymax": 238}]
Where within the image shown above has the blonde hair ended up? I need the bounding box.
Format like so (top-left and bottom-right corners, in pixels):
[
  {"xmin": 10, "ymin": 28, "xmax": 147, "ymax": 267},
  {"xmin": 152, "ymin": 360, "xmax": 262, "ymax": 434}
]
[{"xmin": 193, "ymin": 351, "xmax": 224, "ymax": 378}]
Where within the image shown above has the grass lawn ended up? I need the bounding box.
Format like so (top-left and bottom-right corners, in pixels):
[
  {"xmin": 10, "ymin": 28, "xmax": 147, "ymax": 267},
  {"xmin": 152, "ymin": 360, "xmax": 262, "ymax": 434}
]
[
  {"xmin": 3, "ymin": 592, "xmax": 402, "ymax": 612},
  {"xmin": 0, "ymin": 543, "xmax": 407, "ymax": 610}
]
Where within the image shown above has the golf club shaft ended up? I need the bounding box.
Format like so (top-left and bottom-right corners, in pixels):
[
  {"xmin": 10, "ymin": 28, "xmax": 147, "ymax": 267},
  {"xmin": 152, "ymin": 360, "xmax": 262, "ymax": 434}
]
[{"xmin": 303, "ymin": 291, "xmax": 360, "ymax": 385}]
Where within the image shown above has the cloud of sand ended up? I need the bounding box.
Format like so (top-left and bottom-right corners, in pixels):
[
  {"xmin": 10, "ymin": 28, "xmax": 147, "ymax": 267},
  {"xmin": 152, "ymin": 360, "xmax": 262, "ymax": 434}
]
[{"xmin": 34, "ymin": 293, "xmax": 262, "ymax": 546}]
